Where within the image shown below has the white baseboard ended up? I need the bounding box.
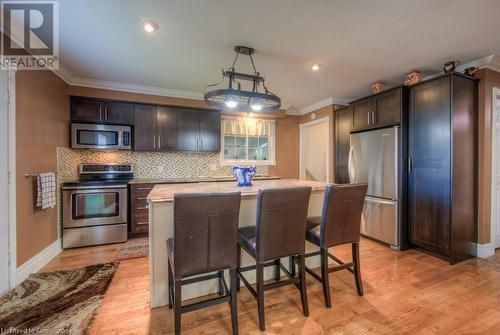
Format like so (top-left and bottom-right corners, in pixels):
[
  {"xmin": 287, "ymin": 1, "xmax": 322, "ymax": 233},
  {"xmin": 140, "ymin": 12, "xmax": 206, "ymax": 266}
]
[
  {"xmin": 469, "ymin": 242, "xmax": 495, "ymax": 259},
  {"xmin": 16, "ymin": 240, "xmax": 61, "ymax": 284}
]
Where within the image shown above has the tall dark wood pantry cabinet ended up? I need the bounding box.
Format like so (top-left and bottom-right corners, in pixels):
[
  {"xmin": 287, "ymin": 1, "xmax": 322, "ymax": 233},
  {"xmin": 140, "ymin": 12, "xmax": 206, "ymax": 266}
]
[{"xmin": 407, "ymin": 73, "xmax": 477, "ymax": 264}]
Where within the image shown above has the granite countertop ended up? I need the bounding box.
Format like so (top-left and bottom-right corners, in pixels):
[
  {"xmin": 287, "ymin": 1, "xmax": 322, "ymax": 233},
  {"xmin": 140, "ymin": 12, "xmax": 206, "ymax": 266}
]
[
  {"xmin": 147, "ymin": 179, "xmax": 328, "ymax": 203},
  {"xmin": 129, "ymin": 175, "xmax": 280, "ymax": 185}
]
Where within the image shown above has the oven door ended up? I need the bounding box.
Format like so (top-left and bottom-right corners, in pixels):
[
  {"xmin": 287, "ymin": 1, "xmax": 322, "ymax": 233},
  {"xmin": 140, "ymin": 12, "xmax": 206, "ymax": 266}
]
[
  {"xmin": 63, "ymin": 186, "xmax": 128, "ymax": 228},
  {"xmin": 71, "ymin": 123, "xmax": 130, "ymax": 150}
]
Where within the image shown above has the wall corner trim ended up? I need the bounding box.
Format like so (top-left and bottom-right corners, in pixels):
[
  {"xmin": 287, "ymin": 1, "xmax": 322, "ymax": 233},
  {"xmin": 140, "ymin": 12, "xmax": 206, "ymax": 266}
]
[
  {"xmin": 16, "ymin": 240, "xmax": 61, "ymax": 284},
  {"xmin": 470, "ymin": 242, "xmax": 495, "ymax": 259}
]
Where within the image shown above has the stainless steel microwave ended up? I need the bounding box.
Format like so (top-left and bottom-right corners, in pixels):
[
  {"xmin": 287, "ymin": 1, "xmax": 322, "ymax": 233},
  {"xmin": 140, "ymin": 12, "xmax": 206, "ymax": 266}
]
[{"xmin": 71, "ymin": 123, "xmax": 132, "ymax": 150}]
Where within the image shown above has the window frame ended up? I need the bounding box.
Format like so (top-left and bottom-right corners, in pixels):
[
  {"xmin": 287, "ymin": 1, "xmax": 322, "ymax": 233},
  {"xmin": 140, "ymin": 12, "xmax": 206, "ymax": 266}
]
[{"xmin": 220, "ymin": 116, "xmax": 276, "ymax": 166}]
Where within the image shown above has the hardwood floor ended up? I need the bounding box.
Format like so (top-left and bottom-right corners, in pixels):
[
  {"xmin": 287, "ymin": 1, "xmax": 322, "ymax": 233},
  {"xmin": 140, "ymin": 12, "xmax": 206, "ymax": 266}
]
[{"xmin": 42, "ymin": 238, "xmax": 500, "ymax": 334}]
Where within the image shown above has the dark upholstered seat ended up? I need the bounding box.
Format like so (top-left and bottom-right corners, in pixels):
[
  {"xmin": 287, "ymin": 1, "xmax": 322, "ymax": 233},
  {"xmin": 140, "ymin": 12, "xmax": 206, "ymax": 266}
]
[
  {"xmin": 305, "ymin": 217, "xmax": 321, "ymax": 246},
  {"xmin": 237, "ymin": 226, "xmax": 256, "ymax": 256}
]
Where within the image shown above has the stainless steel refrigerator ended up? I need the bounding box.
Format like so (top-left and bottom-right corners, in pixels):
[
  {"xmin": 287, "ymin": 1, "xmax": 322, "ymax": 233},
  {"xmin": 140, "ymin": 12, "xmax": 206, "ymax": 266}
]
[{"xmin": 348, "ymin": 126, "xmax": 400, "ymax": 248}]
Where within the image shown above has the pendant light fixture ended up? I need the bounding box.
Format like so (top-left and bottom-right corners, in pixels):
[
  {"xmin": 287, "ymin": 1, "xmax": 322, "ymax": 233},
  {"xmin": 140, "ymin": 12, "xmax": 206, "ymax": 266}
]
[{"xmin": 204, "ymin": 46, "xmax": 281, "ymax": 112}]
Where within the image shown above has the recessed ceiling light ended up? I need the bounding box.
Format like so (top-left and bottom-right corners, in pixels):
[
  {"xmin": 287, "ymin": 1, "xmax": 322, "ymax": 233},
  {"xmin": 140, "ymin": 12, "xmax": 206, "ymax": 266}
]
[
  {"xmin": 312, "ymin": 64, "xmax": 320, "ymax": 71},
  {"xmin": 144, "ymin": 21, "xmax": 158, "ymax": 33}
]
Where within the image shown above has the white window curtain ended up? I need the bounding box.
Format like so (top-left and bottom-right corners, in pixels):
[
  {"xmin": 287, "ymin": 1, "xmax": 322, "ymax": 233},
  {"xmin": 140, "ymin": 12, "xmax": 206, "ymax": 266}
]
[{"xmin": 222, "ymin": 117, "xmax": 274, "ymax": 137}]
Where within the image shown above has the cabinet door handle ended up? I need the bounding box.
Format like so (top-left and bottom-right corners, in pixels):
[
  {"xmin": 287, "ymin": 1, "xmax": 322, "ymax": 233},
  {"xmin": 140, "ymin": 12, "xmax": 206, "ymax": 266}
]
[
  {"xmin": 367, "ymin": 111, "xmax": 371, "ymax": 125},
  {"xmin": 136, "ymin": 197, "xmax": 147, "ymax": 200},
  {"xmin": 99, "ymin": 105, "xmax": 103, "ymax": 120},
  {"xmin": 200, "ymin": 138, "xmax": 203, "ymax": 149},
  {"xmin": 408, "ymin": 157, "xmax": 412, "ymax": 174},
  {"xmin": 158, "ymin": 135, "xmax": 161, "ymax": 148},
  {"xmin": 153, "ymin": 135, "xmax": 156, "ymax": 149},
  {"xmin": 136, "ymin": 221, "xmax": 149, "ymax": 226},
  {"xmin": 371, "ymin": 110, "xmax": 376, "ymax": 124},
  {"xmin": 137, "ymin": 206, "xmax": 148, "ymax": 210},
  {"xmin": 137, "ymin": 187, "xmax": 152, "ymax": 190},
  {"xmin": 104, "ymin": 106, "xmax": 108, "ymax": 120}
]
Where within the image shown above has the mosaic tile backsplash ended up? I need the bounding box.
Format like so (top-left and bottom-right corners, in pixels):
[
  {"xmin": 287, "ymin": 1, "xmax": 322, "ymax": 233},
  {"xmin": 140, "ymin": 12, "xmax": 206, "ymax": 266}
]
[{"xmin": 56, "ymin": 147, "xmax": 269, "ymax": 183}]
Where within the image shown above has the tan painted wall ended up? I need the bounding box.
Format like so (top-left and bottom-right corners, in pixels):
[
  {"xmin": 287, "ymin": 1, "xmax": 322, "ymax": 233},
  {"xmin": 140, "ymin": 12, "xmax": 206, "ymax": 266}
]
[
  {"xmin": 477, "ymin": 69, "xmax": 500, "ymax": 244},
  {"xmin": 16, "ymin": 70, "xmax": 69, "ymax": 266},
  {"xmin": 299, "ymin": 105, "xmax": 335, "ymax": 182},
  {"xmin": 269, "ymin": 116, "xmax": 299, "ymax": 178}
]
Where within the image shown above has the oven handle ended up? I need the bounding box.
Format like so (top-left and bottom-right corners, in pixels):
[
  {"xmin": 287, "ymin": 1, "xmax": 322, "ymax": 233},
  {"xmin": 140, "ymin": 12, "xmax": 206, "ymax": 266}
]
[{"xmin": 62, "ymin": 185, "xmax": 128, "ymax": 190}]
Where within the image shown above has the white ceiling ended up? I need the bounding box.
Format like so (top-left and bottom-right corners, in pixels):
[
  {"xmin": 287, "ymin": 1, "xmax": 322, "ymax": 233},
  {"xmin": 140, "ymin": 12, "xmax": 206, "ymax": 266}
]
[{"xmin": 58, "ymin": 0, "xmax": 500, "ymax": 110}]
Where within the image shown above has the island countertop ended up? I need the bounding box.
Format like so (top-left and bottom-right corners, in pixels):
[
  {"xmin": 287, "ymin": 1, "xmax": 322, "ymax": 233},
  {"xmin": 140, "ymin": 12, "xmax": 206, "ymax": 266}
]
[{"xmin": 147, "ymin": 179, "xmax": 328, "ymax": 203}]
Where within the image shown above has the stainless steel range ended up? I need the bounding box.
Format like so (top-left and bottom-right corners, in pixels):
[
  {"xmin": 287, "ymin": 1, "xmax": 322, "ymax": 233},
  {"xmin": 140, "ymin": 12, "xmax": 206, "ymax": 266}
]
[{"xmin": 62, "ymin": 163, "xmax": 133, "ymax": 249}]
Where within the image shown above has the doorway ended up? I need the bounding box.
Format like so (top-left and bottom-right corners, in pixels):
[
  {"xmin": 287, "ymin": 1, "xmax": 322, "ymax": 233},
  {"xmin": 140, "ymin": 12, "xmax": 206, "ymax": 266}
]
[
  {"xmin": 492, "ymin": 87, "xmax": 500, "ymax": 250},
  {"xmin": 299, "ymin": 116, "xmax": 330, "ymax": 182}
]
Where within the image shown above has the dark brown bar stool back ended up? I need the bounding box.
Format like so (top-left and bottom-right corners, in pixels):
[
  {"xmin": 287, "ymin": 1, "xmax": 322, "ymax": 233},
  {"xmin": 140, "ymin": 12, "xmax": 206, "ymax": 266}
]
[
  {"xmin": 301, "ymin": 183, "xmax": 367, "ymax": 308},
  {"xmin": 167, "ymin": 192, "xmax": 241, "ymax": 335},
  {"xmin": 237, "ymin": 186, "xmax": 312, "ymax": 331}
]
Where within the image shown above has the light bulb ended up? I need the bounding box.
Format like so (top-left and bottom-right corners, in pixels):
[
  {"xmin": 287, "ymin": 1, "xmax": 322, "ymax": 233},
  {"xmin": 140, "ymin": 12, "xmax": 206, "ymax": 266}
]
[
  {"xmin": 312, "ymin": 64, "xmax": 320, "ymax": 71},
  {"xmin": 144, "ymin": 21, "xmax": 158, "ymax": 33},
  {"xmin": 250, "ymin": 103, "xmax": 263, "ymax": 111},
  {"xmin": 225, "ymin": 100, "xmax": 238, "ymax": 108}
]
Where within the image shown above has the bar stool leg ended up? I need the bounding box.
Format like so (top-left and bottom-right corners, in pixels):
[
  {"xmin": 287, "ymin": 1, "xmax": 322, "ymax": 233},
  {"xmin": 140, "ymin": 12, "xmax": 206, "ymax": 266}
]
[
  {"xmin": 320, "ymin": 247, "xmax": 332, "ymax": 308},
  {"xmin": 167, "ymin": 260, "xmax": 173, "ymax": 309},
  {"xmin": 352, "ymin": 242, "xmax": 364, "ymax": 296},
  {"xmin": 274, "ymin": 259, "xmax": 281, "ymax": 281},
  {"xmin": 289, "ymin": 256, "xmax": 296, "ymax": 277},
  {"xmin": 174, "ymin": 279, "xmax": 182, "ymax": 335},
  {"xmin": 256, "ymin": 263, "xmax": 266, "ymax": 331},
  {"xmin": 217, "ymin": 270, "xmax": 224, "ymax": 295},
  {"xmin": 236, "ymin": 244, "xmax": 241, "ymax": 291},
  {"xmin": 229, "ymin": 268, "xmax": 239, "ymax": 335},
  {"xmin": 298, "ymin": 255, "xmax": 309, "ymax": 316}
]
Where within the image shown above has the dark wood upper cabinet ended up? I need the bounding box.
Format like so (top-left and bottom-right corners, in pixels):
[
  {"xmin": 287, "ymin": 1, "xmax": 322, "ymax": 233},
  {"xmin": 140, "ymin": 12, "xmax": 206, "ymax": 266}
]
[
  {"xmin": 71, "ymin": 97, "xmax": 134, "ymax": 125},
  {"xmin": 334, "ymin": 106, "xmax": 352, "ymax": 184},
  {"xmin": 199, "ymin": 110, "xmax": 221, "ymax": 152},
  {"xmin": 104, "ymin": 101, "xmax": 135, "ymax": 125},
  {"xmin": 134, "ymin": 104, "xmax": 158, "ymax": 151},
  {"xmin": 350, "ymin": 87, "xmax": 403, "ymax": 132},
  {"xmin": 70, "ymin": 96, "xmax": 221, "ymax": 153},
  {"xmin": 351, "ymin": 98, "xmax": 372, "ymax": 131},
  {"xmin": 408, "ymin": 73, "xmax": 477, "ymax": 264},
  {"xmin": 175, "ymin": 109, "xmax": 221, "ymax": 152},
  {"xmin": 372, "ymin": 88, "xmax": 401, "ymax": 126},
  {"xmin": 70, "ymin": 97, "xmax": 104, "ymax": 122},
  {"xmin": 176, "ymin": 109, "xmax": 201, "ymax": 151},
  {"xmin": 157, "ymin": 107, "xmax": 177, "ymax": 151}
]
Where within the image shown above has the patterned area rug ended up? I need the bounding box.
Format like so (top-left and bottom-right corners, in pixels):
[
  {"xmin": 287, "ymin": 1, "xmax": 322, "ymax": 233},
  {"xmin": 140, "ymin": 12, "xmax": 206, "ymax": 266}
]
[
  {"xmin": 116, "ymin": 237, "xmax": 149, "ymax": 261},
  {"xmin": 0, "ymin": 262, "xmax": 118, "ymax": 334}
]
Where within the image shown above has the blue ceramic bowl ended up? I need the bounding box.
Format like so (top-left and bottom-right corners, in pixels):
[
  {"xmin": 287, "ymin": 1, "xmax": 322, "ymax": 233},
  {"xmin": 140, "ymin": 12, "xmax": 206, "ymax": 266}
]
[{"xmin": 232, "ymin": 165, "xmax": 256, "ymax": 186}]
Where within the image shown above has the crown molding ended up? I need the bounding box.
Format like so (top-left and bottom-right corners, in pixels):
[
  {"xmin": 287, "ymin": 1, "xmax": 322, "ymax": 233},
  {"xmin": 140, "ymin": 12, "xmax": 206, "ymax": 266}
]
[
  {"xmin": 298, "ymin": 96, "xmax": 350, "ymax": 115},
  {"xmin": 54, "ymin": 66, "xmax": 204, "ymax": 100}
]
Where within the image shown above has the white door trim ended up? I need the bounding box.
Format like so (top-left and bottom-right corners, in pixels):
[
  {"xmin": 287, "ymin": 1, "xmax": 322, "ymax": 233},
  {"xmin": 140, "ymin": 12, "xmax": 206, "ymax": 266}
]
[
  {"xmin": 491, "ymin": 87, "xmax": 500, "ymax": 251},
  {"xmin": 299, "ymin": 116, "xmax": 330, "ymax": 183},
  {"xmin": 8, "ymin": 70, "xmax": 17, "ymax": 288}
]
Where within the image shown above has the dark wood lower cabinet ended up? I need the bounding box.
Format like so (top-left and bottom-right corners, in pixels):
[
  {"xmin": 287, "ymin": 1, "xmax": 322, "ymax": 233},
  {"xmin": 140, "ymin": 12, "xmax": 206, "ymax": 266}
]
[
  {"xmin": 408, "ymin": 73, "xmax": 477, "ymax": 264},
  {"xmin": 129, "ymin": 184, "xmax": 154, "ymax": 235}
]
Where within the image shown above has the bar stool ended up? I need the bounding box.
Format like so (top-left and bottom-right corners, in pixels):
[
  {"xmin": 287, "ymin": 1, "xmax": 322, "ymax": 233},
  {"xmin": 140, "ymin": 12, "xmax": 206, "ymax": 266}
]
[
  {"xmin": 167, "ymin": 192, "xmax": 241, "ymax": 335},
  {"xmin": 296, "ymin": 183, "xmax": 367, "ymax": 308},
  {"xmin": 237, "ymin": 187, "xmax": 312, "ymax": 331}
]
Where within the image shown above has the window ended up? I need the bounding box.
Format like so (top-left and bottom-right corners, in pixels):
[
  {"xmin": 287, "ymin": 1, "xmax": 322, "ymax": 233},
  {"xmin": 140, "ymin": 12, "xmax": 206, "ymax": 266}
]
[{"xmin": 221, "ymin": 116, "xmax": 275, "ymax": 165}]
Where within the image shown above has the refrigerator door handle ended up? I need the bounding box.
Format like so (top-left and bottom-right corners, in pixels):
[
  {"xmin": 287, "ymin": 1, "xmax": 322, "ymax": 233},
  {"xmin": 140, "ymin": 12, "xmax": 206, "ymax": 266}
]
[{"xmin": 348, "ymin": 145, "xmax": 355, "ymax": 183}]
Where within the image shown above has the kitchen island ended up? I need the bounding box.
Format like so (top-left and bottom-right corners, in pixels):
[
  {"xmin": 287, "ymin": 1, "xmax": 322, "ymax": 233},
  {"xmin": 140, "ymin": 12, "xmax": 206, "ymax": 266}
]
[{"xmin": 147, "ymin": 179, "xmax": 328, "ymax": 308}]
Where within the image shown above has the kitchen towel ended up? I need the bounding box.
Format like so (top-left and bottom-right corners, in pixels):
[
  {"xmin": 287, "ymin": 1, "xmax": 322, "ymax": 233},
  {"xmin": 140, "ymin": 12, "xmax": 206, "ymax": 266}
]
[{"xmin": 36, "ymin": 172, "xmax": 56, "ymax": 209}]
